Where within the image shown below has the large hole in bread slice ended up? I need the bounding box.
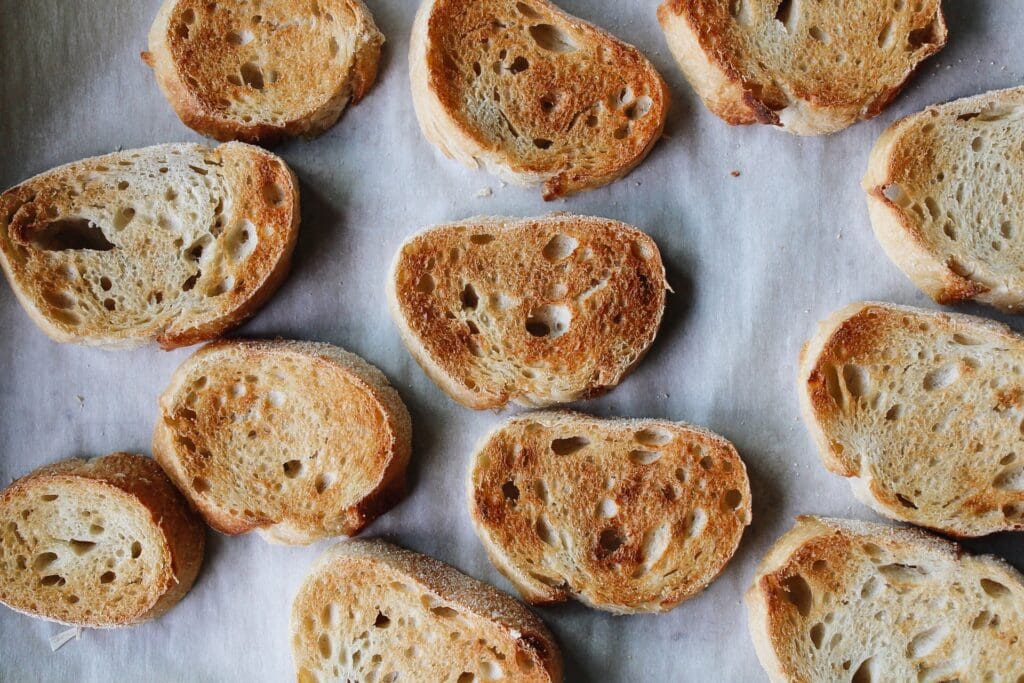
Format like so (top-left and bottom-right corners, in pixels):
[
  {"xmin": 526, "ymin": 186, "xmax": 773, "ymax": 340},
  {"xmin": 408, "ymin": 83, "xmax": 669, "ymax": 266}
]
[{"xmin": 30, "ymin": 217, "xmax": 115, "ymax": 252}]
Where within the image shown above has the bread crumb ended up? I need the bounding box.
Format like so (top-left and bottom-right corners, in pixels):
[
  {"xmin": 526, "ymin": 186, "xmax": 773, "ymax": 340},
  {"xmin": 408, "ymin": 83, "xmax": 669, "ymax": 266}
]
[
  {"xmin": 475, "ymin": 187, "xmax": 493, "ymax": 198},
  {"xmin": 730, "ymin": 170, "xmax": 741, "ymax": 178}
]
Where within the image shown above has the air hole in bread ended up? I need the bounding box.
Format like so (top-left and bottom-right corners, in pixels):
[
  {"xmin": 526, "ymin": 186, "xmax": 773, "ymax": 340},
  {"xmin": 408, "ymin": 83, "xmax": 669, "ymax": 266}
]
[
  {"xmin": 516, "ymin": 1, "xmax": 541, "ymax": 18},
  {"xmin": 809, "ymin": 621, "xmax": 825, "ymax": 648},
  {"xmin": 533, "ymin": 138, "xmax": 553, "ymax": 149},
  {"xmin": 535, "ymin": 516, "xmax": 557, "ymax": 546},
  {"xmin": 31, "ymin": 217, "xmax": 115, "ymax": 252},
  {"xmin": 314, "ymin": 473, "xmax": 336, "ymax": 494},
  {"xmin": 89, "ymin": 523, "xmax": 105, "ymax": 535},
  {"xmin": 629, "ymin": 450, "xmax": 661, "ymax": 465},
  {"xmin": 895, "ymin": 494, "xmax": 918, "ymax": 509},
  {"xmin": 699, "ymin": 455, "xmax": 714, "ymax": 470},
  {"xmin": 283, "ymin": 460, "xmax": 303, "ymax": 478},
  {"xmin": 774, "ymin": 0, "xmax": 798, "ymax": 31},
  {"xmin": 525, "ymin": 305, "xmax": 571, "ymax": 338},
  {"xmin": 541, "ymin": 233, "xmax": 578, "ymax": 262},
  {"xmin": 907, "ymin": 16, "xmax": 941, "ymax": 50},
  {"xmin": 501, "ymin": 480, "xmax": 520, "ymax": 503},
  {"xmin": 781, "ymin": 573, "xmax": 812, "ymax": 616},
  {"xmin": 509, "ymin": 56, "xmax": 530, "ymax": 74},
  {"xmin": 373, "ymin": 611, "xmax": 391, "ymax": 628},
  {"xmin": 227, "ymin": 29, "xmax": 254, "ymax": 46},
  {"xmin": 69, "ymin": 540, "xmax": 95, "ymax": 556},
  {"xmin": 99, "ymin": 276, "xmax": 112, "ymax": 292},
  {"xmin": 851, "ymin": 657, "xmax": 874, "ymax": 683},
  {"xmin": 885, "ymin": 404, "xmax": 903, "ymax": 421},
  {"xmin": 550, "ymin": 436, "xmax": 589, "ymax": 455},
  {"xmin": 99, "ymin": 571, "xmax": 116, "ymax": 584},
  {"xmin": 262, "ymin": 182, "xmax": 286, "ymax": 206},
  {"xmin": 722, "ymin": 489, "xmax": 743, "ymax": 510},
  {"xmin": 460, "ymin": 283, "xmax": 478, "ymax": 310},
  {"xmin": 729, "ymin": 0, "xmax": 752, "ymax": 25},
  {"xmin": 685, "ymin": 508, "xmax": 706, "ymax": 538},
  {"xmin": 597, "ymin": 528, "xmax": 624, "ymax": 557},
  {"xmin": 130, "ymin": 540, "xmax": 142, "ymax": 559},
  {"xmin": 469, "ymin": 233, "xmax": 495, "ymax": 245},
  {"xmin": 528, "ymin": 24, "xmax": 576, "ymax": 53},
  {"xmin": 240, "ymin": 61, "xmax": 265, "ymax": 90},
  {"xmin": 842, "ymin": 364, "xmax": 871, "ymax": 398},
  {"xmin": 994, "ymin": 464, "xmax": 1024, "ymax": 491},
  {"xmin": 981, "ymin": 578, "xmax": 1011, "ymax": 599},
  {"xmin": 457, "ymin": 673, "xmax": 475, "ymax": 683},
  {"xmin": 415, "ymin": 273, "xmax": 435, "ymax": 294},
  {"xmin": 103, "ymin": 298, "xmax": 116, "ymax": 311},
  {"xmin": 906, "ymin": 624, "xmax": 948, "ymax": 659},
  {"xmin": 42, "ymin": 289, "xmax": 76, "ymax": 310},
  {"xmin": 430, "ymin": 605, "xmax": 459, "ymax": 619},
  {"xmin": 923, "ymin": 363, "xmax": 960, "ymax": 391},
  {"xmin": 192, "ymin": 477, "xmax": 211, "ymax": 493},
  {"xmin": 877, "ymin": 20, "xmax": 895, "ymax": 48},
  {"xmin": 613, "ymin": 124, "xmax": 630, "ymax": 140},
  {"xmin": 33, "ymin": 552, "xmax": 57, "ymax": 570},
  {"xmin": 808, "ymin": 26, "xmax": 830, "ymax": 43},
  {"xmin": 878, "ymin": 563, "xmax": 928, "ymax": 584},
  {"xmin": 40, "ymin": 574, "xmax": 66, "ymax": 587},
  {"xmin": 317, "ymin": 633, "xmax": 332, "ymax": 659}
]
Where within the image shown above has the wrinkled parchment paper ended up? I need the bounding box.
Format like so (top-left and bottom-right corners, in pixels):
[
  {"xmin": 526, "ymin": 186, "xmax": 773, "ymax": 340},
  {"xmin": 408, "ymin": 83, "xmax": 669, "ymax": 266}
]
[{"xmin": 1, "ymin": 1, "xmax": 1022, "ymax": 680}]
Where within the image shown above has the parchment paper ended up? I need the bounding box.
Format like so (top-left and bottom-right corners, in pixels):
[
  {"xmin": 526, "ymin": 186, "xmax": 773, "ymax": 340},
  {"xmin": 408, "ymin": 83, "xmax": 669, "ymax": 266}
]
[{"xmin": 1, "ymin": 1, "xmax": 1022, "ymax": 680}]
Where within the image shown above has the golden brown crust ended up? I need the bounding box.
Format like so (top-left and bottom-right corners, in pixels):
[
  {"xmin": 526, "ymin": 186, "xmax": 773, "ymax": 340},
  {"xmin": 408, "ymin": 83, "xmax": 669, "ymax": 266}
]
[
  {"xmin": 146, "ymin": 0, "xmax": 384, "ymax": 143},
  {"xmin": 388, "ymin": 214, "xmax": 667, "ymax": 409},
  {"xmin": 658, "ymin": 0, "xmax": 947, "ymax": 135},
  {"xmin": 154, "ymin": 339, "xmax": 412, "ymax": 544},
  {"xmin": 0, "ymin": 143, "xmax": 299, "ymax": 350},
  {"xmin": 468, "ymin": 411, "xmax": 751, "ymax": 613},
  {"xmin": 291, "ymin": 539, "xmax": 562, "ymax": 682},
  {"xmin": 0, "ymin": 453, "xmax": 204, "ymax": 627},
  {"xmin": 411, "ymin": 0, "xmax": 668, "ymax": 199}
]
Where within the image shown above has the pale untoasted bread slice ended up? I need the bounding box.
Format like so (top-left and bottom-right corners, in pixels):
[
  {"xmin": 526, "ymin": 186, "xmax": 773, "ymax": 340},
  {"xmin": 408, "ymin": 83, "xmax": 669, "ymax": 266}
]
[
  {"xmin": 0, "ymin": 143, "xmax": 298, "ymax": 349},
  {"xmin": 468, "ymin": 411, "xmax": 751, "ymax": 614},
  {"xmin": 799, "ymin": 302, "xmax": 1024, "ymax": 537},
  {"xmin": 410, "ymin": 0, "xmax": 669, "ymax": 199},
  {"xmin": 145, "ymin": 0, "xmax": 383, "ymax": 143},
  {"xmin": 0, "ymin": 453, "xmax": 204, "ymax": 628},
  {"xmin": 747, "ymin": 516, "xmax": 1024, "ymax": 683},
  {"xmin": 658, "ymin": 0, "xmax": 946, "ymax": 135},
  {"xmin": 864, "ymin": 87, "xmax": 1024, "ymax": 311},
  {"xmin": 387, "ymin": 215, "xmax": 667, "ymax": 409},
  {"xmin": 153, "ymin": 339, "xmax": 411, "ymax": 545},
  {"xmin": 291, "ymin": 539, "xmax": 562, "ymax": 682}
]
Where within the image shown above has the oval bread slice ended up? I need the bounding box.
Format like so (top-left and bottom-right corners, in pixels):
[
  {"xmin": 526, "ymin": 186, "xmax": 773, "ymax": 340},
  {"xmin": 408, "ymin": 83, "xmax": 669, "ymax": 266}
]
[
  {"xmin": 747, "ymin": 516, "xmax": 1024, "ymax": 682},
  {"xmin": 291, "ymin": 539, "xmax": 562, "ymax": 682},
  {"xmin": 153, "ymin": 339, "xmax": 412, "ymax": 544},
  {"xmin": 0, "ymin": 453, "xmax": 205, "ymax": 628},
  {"xmin": 0, "ymin": 142, "xmax": 299, "ymax": 349},
  {"xmin": 864, "ymin": 87, "xmax": 1024, "ymax": 311},
  {"xmin": 145, "ymin": 0, "xmax": 384, "ymax": 143},
  {"xmin": 410, "ymin": 0, "xmax": 669, "ymax": 199},
  {"xmin": 658, "ymin": 0, "xmax": 946, "ymax": 135},
  {"xmin": 799, "ymin": 302, "xmax": 1024, "ymax": 537},
  {"xmin": 468, "ymin": 411, "xmax": 751, "ymax": 614},
  {"xmin": 387, "ymin": 215, "xmax": 667, "ymax": 409}
]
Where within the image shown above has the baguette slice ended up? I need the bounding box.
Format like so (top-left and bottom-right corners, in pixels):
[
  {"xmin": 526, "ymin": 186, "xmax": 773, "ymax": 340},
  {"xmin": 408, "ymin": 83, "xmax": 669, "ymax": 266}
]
[
  {"xmin": 799, "ymin": 302, "xmax": 1024, "ymax": 537},
  {"xmin": 410, "ymin": 0, "xmax": 669, "ymax": 199},
  {"xmin": 145, "ymin": 0, "xmax": 383, "ymax": 143},
  {"xmin": 747, "ymin": 516, "xmax": 1024, "ymax": 683},
  {"xmin": 864, "ymin": 87, "xmax": 1024, "ymax": 311},
  {"xmin": 0, "ymin": 453, "xmax": 205, "ymax": 628},
  {"xmin": 291, "ymin": 539, "xmax": 562, "ymax": 682},
  {"xmin": 468, "ymin": 411, "xmax": 751, "ymax": 614},
  {"xmin": 0, "ymin": 143, "xmax": 298, "ymax": 349},
  {"xmin": 154, "ymin": 339, "xmax": 411, "ymax": 544},
  {"xmin": 387, "ymin": 215, "xmax": 667, "ymax": 409},
  {"xmin": 658, "ymin": 0, "xmax": 946, "ymax": 135}
]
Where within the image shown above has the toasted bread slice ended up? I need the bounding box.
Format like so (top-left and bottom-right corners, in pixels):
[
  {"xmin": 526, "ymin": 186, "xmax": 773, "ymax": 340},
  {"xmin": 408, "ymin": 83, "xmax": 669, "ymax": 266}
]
[
  {"xmin": 291, "ymin": 539, "xmax": 562, "ymax": 682},
  {"xmin": 864, "ymin": 87, "xmax": 1024, "ymax": 311},
  {"xmin": 153, "ymin": 339, "xmax": 411, "ymax": 544},
  {"xmin": 0, "ymin": 453, "xmax": 204, "ymax": 628},
  {"xmin": 468, "ymin": 411, "xmax": 751, "ymax": 614},
  {"xmin": 747, "ymin": 516, "xmax": 1024, "ymax": 682},
  {"xmin": 145, "ymin": 0, "xmax": 383, "ymax": 143},
  {"xmin": 658, "ymin": 0, "xmax": 946, "ymax": 135},
  {"xmin": 387, "ymin": 215, "xmax": 667, "ymax": 409},
  {"xmin": 799, "ymin": 302, "xmax": 1024, "ymax": 537},
  {"xmin": 410, "ymin": 0, "xmax": 669, "ymax": 199},
  {"xmin": 0, "ymin": 143, "xmax": 298, "ymax": 350}
]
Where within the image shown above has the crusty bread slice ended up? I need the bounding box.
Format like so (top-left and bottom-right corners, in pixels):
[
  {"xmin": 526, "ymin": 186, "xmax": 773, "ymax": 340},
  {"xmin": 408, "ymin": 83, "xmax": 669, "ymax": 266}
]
[
  {"xmin": 0, "ymin": 453, "xmax": 204, "ymax": 628},
  {"xmin": 468, "ymin": 411, "xmax": 751, "ymax": 614},
  {"xmin": 0, "ymin": 143, "xmax": 298, "ymax": 350},
  {"xmin": 387, "ymin": 214, "xmax": 667, "ymax": 409},
  {"xmin": 291, "ymin": 539, "xmax": 562, "ymax": 682},
  {"xmin": 153, "ymin": 339, "xmax": 412, "ymax": 545},
  {"xmin": 144, "ymin": 0, "xmax": 383, "ymax": 143},
  {"xmin": 799, "ymin": 302, "xmax": 1024, "ymax": 537},
  {"xmin": 410, "ymin": 0, "xmax": 669, "ymax": 199},
  {"xmin": 658, "ymin": 0, "xmax": 946, "ymax": 135},
  {"xmin": 864, "ymin": 87, "xmax": 1024, "ymax": 311},
  {"xmin": 747, "ymin": 516, "xmax": 1024, "ymax": 683}
]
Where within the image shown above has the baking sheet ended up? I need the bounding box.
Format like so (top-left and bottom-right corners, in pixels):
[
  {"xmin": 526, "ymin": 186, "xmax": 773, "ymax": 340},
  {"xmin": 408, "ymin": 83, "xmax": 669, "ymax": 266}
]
[{"xmin": 1, "ymin": 1, "xmax": 1022, "ymax": 680}]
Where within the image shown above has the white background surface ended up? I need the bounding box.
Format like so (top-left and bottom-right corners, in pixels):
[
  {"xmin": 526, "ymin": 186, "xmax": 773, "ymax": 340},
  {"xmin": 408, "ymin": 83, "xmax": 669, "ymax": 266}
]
[{"xmin": 1, "ymin": 1, "xmax": 1022, "ymax": 680}]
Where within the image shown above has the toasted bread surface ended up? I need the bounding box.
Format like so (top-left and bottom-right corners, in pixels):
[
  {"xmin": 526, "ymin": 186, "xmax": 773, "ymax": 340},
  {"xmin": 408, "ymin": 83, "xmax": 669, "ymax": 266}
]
[
  {"xmin": 799, "ymin": 302, "xmax": 1024, "ymax": 537},
  {"xmin": 0, "ymin": 453, "xmax": 204, "ymax": 628},
  {"xmin": 291, "ymin": 539, "xmax": 562, "ymax": 682},
  {"xmin": 0, "ymin": 143, "xmax": 299, "ymax": 349},
  {"xmin": 864, "ymin": 87, "xmax": 1024, "ymax": 311},
  {"xmin": 410, "ymin": 0, "xmax": 668, "ymax": 199},
  {"xmin": 154, "ymin": 340, "xmax": 411, "ymax": 544},
  {"xmin": 468, "ymin": 411, "xmax": 751, "ymax": 614},
  {"xmin": 146, "ymin": 0, "xmax": 383, "ymax": 143},
  {"xmin": 387, "ymin": 214, "xmax": 667, "ymax": 409},
  {"xmin": 658, "ymin": 0, "xmax": 946, "ymax": 135},
  {"xmin": 747, "ymin": 516, "xmax": 1024, "ymax": 682}
]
